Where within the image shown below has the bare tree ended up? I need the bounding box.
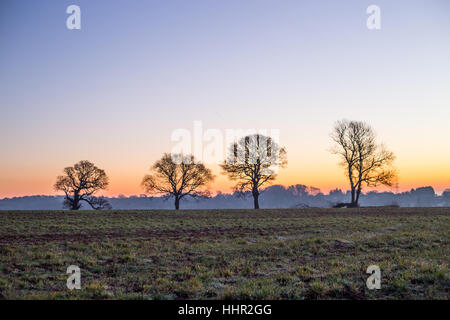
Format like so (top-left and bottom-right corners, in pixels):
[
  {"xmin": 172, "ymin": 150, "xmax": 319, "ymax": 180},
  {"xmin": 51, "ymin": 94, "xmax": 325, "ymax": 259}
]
[
  {"xmin": 54, "ymin": 160, "xmax": 111, "ymax": 210},
  {"xmin": 331, "ymin": 120, "xmax": 397, "ymax": 207},
  {"xmin": 221, "ymin": 134, "xmax": 287, "ymax": 209},
  {"xmin": 141, "ymin": 153, "xmax": 214, "ymax": 210}
]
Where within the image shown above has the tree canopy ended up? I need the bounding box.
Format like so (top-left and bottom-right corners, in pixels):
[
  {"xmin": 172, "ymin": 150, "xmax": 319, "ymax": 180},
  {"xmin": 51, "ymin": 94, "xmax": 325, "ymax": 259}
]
[
  {"xmin": 331, "ymin": 120, "xmax": 397, "ymax": 207},
  {"xmin": 141, "ymin": 153, "xmax": 214, "ymax": 210},
  {"xmin": 221, "ymin": 134, "xmax": 287, "ymax": 209},
  {"xmin": 54, "ymin": 160, "xmax": 111, "ymax": 210}
]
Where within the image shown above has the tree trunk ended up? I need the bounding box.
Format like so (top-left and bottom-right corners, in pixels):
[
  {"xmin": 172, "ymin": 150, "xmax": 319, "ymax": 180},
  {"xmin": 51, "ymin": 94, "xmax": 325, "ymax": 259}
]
[
  {"xmin": 346, "ymin": 187, "xmax": 360, "ymax": 208},
  {"xmin": 355, "ymin": 186, "xmax": 362, "ymax": 206},
  {"xmin": 71, "ymin": 194, "xmax": 80, "ymax": 210},
  {"xmin": 252, "ymin": 190, "xmax": 260, "ymax": 209},
  {"xmin": 350, "ymin": 187, "xmax": 355, "ymax": 206},
  {"xmin": 348, "ymin": 167, "xmax": 356, "ymax": 207},
  {"xmin": 174, "ymin": 197, "xmax": 180, "ymax": 210}
]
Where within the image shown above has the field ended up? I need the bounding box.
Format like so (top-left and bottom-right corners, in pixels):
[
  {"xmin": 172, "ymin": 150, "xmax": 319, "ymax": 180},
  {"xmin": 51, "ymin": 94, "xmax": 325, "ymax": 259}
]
[{"xmin": 0, "ymin": 208, "xmax": 448, "ymax": 300}]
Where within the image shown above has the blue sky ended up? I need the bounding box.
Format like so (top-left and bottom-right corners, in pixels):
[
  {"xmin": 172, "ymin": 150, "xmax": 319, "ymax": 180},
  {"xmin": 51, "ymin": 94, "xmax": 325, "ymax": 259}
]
[{"xmin": 0, "ymin": 0, "xmax": 449, "ymax": 197}]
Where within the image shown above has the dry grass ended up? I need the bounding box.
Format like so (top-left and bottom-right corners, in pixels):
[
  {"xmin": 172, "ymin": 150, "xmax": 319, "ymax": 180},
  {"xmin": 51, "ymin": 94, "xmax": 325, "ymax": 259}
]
[{"xmin": 0, "ymin": 208, "xmax": 448, "ymax": 299}]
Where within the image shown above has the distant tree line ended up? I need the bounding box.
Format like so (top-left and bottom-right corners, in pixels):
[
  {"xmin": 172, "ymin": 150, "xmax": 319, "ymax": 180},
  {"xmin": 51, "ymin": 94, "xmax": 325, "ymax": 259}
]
[
  {"xmin": 2, "ymin": 186, "xmax": 449, "ymax": 210},
  {"xmin": 53, "ymin": 120, "xmax": 400, "ymax": 210}
]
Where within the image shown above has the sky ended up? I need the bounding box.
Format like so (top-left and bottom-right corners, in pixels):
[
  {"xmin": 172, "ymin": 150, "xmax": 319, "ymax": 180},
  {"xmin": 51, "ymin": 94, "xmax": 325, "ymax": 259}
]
[{"xmin": 0, "ymin": 0, "xmax": 449, "ymax": 198}]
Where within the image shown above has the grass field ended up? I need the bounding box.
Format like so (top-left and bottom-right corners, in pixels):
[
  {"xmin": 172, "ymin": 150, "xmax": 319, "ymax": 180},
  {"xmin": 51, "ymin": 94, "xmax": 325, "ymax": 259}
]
[{"xmin": 0, "ymin": 208, "xmax": 448, "ymax": 300}]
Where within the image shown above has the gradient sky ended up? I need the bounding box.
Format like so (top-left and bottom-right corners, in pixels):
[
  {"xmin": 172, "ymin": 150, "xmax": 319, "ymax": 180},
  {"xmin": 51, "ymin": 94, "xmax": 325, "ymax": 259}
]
[{"xmin": 1, "ymin": 0, "xmax": 449, "ymax": 198}]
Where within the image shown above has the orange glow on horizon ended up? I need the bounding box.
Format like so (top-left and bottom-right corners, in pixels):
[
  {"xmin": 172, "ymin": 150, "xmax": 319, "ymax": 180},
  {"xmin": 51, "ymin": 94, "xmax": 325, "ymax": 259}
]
[
  {"xmin": 0, "ymin": 149, "xmax": 448, "ymax": 199},
  {"xmin": 1, "ymin": 165, "xmax": 448, "ymax": 199}
]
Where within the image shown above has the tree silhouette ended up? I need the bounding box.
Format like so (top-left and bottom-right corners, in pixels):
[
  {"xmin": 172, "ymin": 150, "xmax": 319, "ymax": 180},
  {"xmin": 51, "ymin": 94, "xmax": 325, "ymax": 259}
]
[
  {"xmin": 141, "ymin": 153, "xmax": 214, "ymax": 210},
  {"xmin": 54, "ymin": 160, "xmax": 111, "ymax": 210},
  {"xmin": 331, "ymin": 120, "xmax": 397, "ymax": 207},
  {"xmin": 221, "ymin": 134, "xmax": 287, "ymax": 209}
]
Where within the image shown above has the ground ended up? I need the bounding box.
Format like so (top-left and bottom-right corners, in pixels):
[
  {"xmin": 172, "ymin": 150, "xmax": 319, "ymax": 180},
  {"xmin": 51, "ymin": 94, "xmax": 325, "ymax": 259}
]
[{"xmin": 0, "ymin": 208, "xmax": 448, "ymax": 299}]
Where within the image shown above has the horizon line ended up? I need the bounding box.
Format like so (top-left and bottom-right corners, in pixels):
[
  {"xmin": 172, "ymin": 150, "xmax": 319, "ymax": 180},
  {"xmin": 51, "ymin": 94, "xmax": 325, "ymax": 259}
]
[{"xmin": 1, "ymin": 184, "xmax": 446, "ymax": 201}]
